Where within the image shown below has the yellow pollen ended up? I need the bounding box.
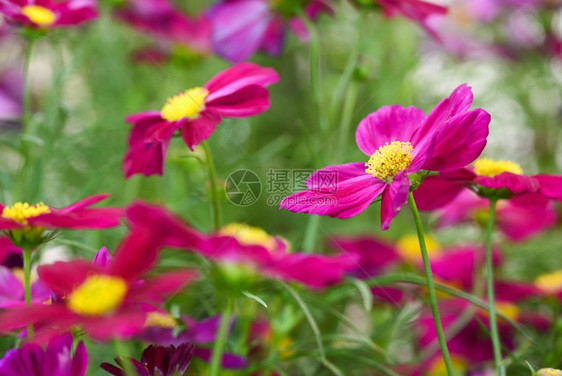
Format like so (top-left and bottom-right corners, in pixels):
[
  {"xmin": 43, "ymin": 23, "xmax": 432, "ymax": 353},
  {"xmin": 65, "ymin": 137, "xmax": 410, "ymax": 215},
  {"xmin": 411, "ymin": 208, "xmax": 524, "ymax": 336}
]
[
  {"xmin": 21, "ymin": 5, "xmax": 56, "ymax": 26},
  {"xmin": 494, "ymin": 302, "xmax": 520, "ymax": 321},
  {"xmin": 145, "ymin": 312, "xmax": 177, "ymax": 328},
  {"xmin": 67, "ymin": 275, "xmax": 127, "ymax": 316},
  {"xmin": 427, "ymin": 356, "xmax": 467, "ymax": 376},
  {"xmin": 2, "ymin": 202, "xmax": 50, "ymax": 225},
  {"xmin": 473, "ymin": 158, "xmax": 523, "ymax": 177},
  {"xmin": 397, "ymin": 234, "xmax": 441, "ymax": 263},
  {"xmin": 160, "ymin": 87, "xmax": 208, "ymax": 122},
  {"xmin": 219, "ymin": 223, "xmax": 277, "ymax": 251},
  {"xmin": 535, "ymin": 270, "xmax": 562, "ymax": 294},
  {"xmin": 366, "ymin": 141, "xmax": 413, "ymax": 181}
]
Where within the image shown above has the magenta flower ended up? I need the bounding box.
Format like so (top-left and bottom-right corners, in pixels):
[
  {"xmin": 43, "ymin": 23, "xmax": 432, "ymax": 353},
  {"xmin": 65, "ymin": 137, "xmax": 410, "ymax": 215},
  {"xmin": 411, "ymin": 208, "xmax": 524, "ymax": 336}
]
[
  {"xmin": 0, "ymin": 194, "xmax": 123, "ymax": 248},
  {"xmin": 206, "ymin": 0, "xmax": 332, "ymax": 62},
  {"xmin": 0, "ymin": 228, "xmax": 197, "ymax": 343},
  {"xmin": 0, "ymin": 0, "xmax": 97, "ymax": 29},
  {"xmin": 281, "ymin": 84, "xmax": 491, "ymax": 230},
  {"xmin": 140, "ymin": 314, "xmax": 248, "ymax": 369},
  {"xmin": 414, "ymin": 158, "xmax": 562, "ymax": 209},
  {"xmin": 126, "ymin": 201, "xmax": 355, "ymax": 289},
  {"xmin": 421, "ymin": 189, "xmax": 556, "ymax": 242},
  {"xmin": 376, "ymin": 0, "xmax": 447, "ymax": 39},
  {"xmin": 0, "ymin": 333, "xmax": 88, "ymax": 376},
  {"xmin": 115, "ymin": 0, "xmax": 212, "ymax": 59},
  {"xmin": 123, "ymin": 63, "xmax": 279, "ymax": 178},
  {"xmin": 101, "ymin": 343, "xmax": 194, "ymax": 376}
]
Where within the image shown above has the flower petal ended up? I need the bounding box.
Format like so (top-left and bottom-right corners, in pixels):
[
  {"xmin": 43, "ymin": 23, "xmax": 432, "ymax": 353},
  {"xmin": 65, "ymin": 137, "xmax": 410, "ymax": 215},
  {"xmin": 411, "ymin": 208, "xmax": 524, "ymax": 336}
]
[
  {"xmin": 180, "ymin": 110, "xmax": 221, "ymax": 150},
  {"xmin": 413, "ymin": 174, "xmax": 467, "ymax": 211},
  {"xmin": 380, "ymin": 174, "xmax": 411, "ymax": 230},
  {"xmin": 280, "ymin": 175, "xmax": 386, "ymax": 219},
  {"xmin": 206, "ymin": 85, "xmax": 271, "ymax": 117},
  {"xmin": 534, "ymin": 174, "xmax": 562, "ymax": 200},
  {"xmin": 355, "ymin": 105, "xmax": 426, "ymax": 156},
  {"xmin": 475, "ymin": 172, "xmax": 539, "ymax": 194}
]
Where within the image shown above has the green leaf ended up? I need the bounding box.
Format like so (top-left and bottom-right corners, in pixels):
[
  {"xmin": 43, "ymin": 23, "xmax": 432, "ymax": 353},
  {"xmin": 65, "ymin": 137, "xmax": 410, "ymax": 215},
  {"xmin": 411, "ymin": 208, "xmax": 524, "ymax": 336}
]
[
  {"xmin": 242, "ymin": 291, "xmax": 268, "ymax": 308},
  {"xmin": 350, "ymin": 278, "xmax": 373, "ymax": 312}
]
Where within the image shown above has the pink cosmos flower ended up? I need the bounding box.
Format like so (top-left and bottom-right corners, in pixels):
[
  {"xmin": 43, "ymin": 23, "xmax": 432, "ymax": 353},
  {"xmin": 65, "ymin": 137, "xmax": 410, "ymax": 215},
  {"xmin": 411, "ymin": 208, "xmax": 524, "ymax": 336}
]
[
  {"xmin": 140, "ymin": 314, "xmax": 248, "ymax": 369},
  {"xmin": 0, "ymin": 333, "xmax": 88, "ymax": 376},
  {"xmin": 123, "ymin": 63, "xmax": 279, "ymax": 178},
  {"xmin": 126, "ymin": 201, "xmax": 355, "ymax": 289},
  {"xmin": 0, "ymin": 228, "xmax": 197, "ymax": 343},
  {"xmin": 281, "ymin": 84, "xmax": 491, "ymax": 230},
  {"xmin": 421, "ymin": 189, "xmax": 556, "ymax": 242},
  {"xmin": 376, "ymin": 0, "xmax": 447, "ymax": 39},
  {"xmin": 206, "ymin": 0, "xmax": 332, "ymax": 62},
  {"xmin": 0, "ymin": 0, "xmax": 97, "ymax": 29},
  {"xmin": 115, "ymin": 0, "xmax": 212, "ymax": 60},
  {"xmin": 414, "ymin": 158, "xmax": 562, "ymax": 208}
]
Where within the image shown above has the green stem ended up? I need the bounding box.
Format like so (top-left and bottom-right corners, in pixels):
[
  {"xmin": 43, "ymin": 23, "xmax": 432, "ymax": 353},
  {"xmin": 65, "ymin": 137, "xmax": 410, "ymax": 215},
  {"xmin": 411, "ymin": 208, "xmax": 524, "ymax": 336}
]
[
  {"xmin": 113, "ymin": 340, "xmax": 135, "ymax": 376},
  {"xmin": 208, "ymin": 298, "xmax": 233, "ymax": 376},
  {"xmin": 486, "ymin": 199, "xmax": 503, "ymax": 375},
  {"xmin": 303, "ymin": 215, "xmax": 320, "ymax": 253},
  {"xmin": 201, "ymin": 141, "xmax": 221, "ymax": 231},
  {"xmin": 22, "ymin": 245, "xmax": 33, "ymax": 338},
  {"xmin": 408, "ymin": 192, "xmax": 454, "ymax": 376}
]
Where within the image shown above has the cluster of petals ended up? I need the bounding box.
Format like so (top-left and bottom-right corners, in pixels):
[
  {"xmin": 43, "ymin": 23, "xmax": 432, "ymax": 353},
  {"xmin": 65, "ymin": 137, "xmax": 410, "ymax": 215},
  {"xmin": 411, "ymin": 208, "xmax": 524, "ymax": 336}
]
[
  {"xmin": 206, "ymin": 0, "xmax": 332, "ymax": 62},
  {"xmin": 0, "ymin": 0, "xmax": 97, "ymax": 29},
  {"xmin": 0, "ymin": 238, "xmax": 197, "ymax": 342},
  {"xmin": 124, "ymin": 62, "xmax": 279, "ymax": 178},
  {"xmin": 281, "ymin": 84, "xmax": 491, "ymax": 230},
  {"xmin": 421, "ymin": 189, "xmax": 556, "ymax": 241},
  {"xmin": 376, "ymin": 0, "xmax": 447, "ymax": 39},
  {"xmin": 0, "ymin": 333, "xmax": 88, "ymax": 376},
  {"xmin": 126, "ymin": 201, "xmax": 355, "ymax": 289},
  {"xmin": 414, "ymin": 162, "xmax": 562, "ymax": 208},
  {"xmin": 0, "ymin": 194, "xmax": 123, "ymax": 231}
]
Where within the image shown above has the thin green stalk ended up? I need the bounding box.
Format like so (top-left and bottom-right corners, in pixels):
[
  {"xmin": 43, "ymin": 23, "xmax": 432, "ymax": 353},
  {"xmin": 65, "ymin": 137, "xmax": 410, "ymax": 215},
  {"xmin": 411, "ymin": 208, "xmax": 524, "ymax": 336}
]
[
  {"xmin": 486, "ymin": 199, "xmax": 503, "ymax": 375},
  {"xmin": 208, "ymin": 298, "xmax": 233, "ymax": 376},
  {"xmin": 113, "ymin": 340, "xmax": 135, "ymax": 376},
  {"xmin": 303, "ymin": 215, "xmax": 320, "ymax": 252},
  {"xmin": 408, "ymin": 192, "xmax": 454, "ymax": 375},
  {"xmin": 22, "ymin": 245, "xmax": 33, "ymax": 338},
  {"xmin": 201, "ymin": 141, "xmax": 221, "ymax": 231}
]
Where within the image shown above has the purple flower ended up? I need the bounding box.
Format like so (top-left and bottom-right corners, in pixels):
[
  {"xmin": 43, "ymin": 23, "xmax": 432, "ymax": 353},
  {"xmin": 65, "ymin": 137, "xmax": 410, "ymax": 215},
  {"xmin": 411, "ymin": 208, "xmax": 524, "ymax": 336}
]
[
  {"xmin": 280, "ymin": 84, "xmax": 491, "ymax": 230},
  {"xmin": 0, "ymin": 69, "xmax": 22, "ymax": 128},
  {"xmin": 207, "ymin": 0, "xmax": 332, "ymax": 62},
  {"xmin": 0, "ymin": 333, "xmax": 88, "ymax": 376},
  {"xmin": 101, "ymin": 343, "xmax": 194, "ymax": 376}
]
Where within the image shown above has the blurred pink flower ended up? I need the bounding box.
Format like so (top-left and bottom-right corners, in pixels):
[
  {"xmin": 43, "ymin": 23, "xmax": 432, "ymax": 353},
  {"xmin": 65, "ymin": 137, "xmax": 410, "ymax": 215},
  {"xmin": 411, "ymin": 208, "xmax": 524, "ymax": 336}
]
[
  {"xmin": 0, "ymin": 70, "xmax": 22, "ymax": 127},
  {"xmin": 0, "ymin": 229, "xmax": 197, "ymax": 343},
  {"xmin": 206, "ymin": 0, "xmax": 332, "ymax": 62},
  {"xmin": 280, "ymin": 84, "xmax": 490, "ymax": 230},
  {"xmin": 0, "ymin": 0, "xmax": 97, "ymax": 29},
  {"xmin": 376, "ymin": 0, "xmax": 447, "ymax": 39},
  {"xmin": 123, "ymin": 63, "xmax": 279, "ymax": 178}
]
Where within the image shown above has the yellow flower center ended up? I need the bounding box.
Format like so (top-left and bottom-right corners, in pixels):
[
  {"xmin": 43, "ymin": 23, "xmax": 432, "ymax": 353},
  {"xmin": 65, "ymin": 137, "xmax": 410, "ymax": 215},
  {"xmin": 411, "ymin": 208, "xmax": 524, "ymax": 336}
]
[
  {"xmin": 21, "ymin": 5, "xmax": 56, "ymax": 26},
  {"xmin": 495, "ymin": 302, "xmax": 520, "ymax": 321},
  {"xmin": 2, "ymin": 202, "xmax": 51, "ymax": 225},
  {"xmin": 535, "ymin": 270, "xmax": 562, "ymax": 294},
  {"xmin": 427, "ymin": 356, "xmax": 467, "ymax": 376},
  {"xmin": 67, "ymin": 275, "xmax": 127, "ymax": 316},
  {"xmin": 537, "ymin": 369, "xmax": 562, "ymax": 376},
  {"xmin": 219, "ymin": 223, "xmax": 277, "ymax": 251},
  {"xmin": 473, "ymin": 158, "xmax": 523, "ymax": 177},
  {"xmin": 397, "ymin": 234, "xmax": 441, "ymax": 263},
  {"xmin": 366, "ymin": 141, "xmax": 413, "ymax": 181},
  {"xmin": 145, "ymin": 311, "xmax": 177, "ymax": 328},
  {"xmin": 160, "ymin": 87, "xmax": 209, "ymax": 122}
]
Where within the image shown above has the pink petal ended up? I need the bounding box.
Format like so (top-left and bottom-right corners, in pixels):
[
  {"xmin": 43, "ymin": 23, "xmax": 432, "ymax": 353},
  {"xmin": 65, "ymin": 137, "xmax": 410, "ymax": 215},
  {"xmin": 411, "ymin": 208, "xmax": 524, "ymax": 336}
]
[
  {"xmin": 534, "ymin": 174, "xmax": 562, "ymax": 200},
  {"xmin": 497, "ymin": 193, "xmax": 556, "ymax": 241},
  {"xmin": 380, "ymin": 173, "xmax": 411, "ymax": 230},
  {"xmin": 422, "ymin": 108, "xmax": 491, "ymax": 171},
  {"xmin": 306, "ymin": 162, "xmax": 366, "ymax": 190},
  {"xmin": 355, "ymin": 105, "xmax": 426, "ymax": 156},
  {"xmin": 180, "ymin": 110, "xmax": 221, "ymax": 150},
  {"xmin": 129, "ymin": 270, "xmax": 197, "ymax": 302},
  {"xmin": 38, "ymin": 260, "xmax": 99, "ymax": 296},
  {"xmin": 92, "ymin": 246, "xmax": 111, "ymax": 268},
  {"xmin": 475, "ymin": 172, "xmax": 540, "ymax": 194},
  {"xmin": 259, "ymin": 17, "xmax": 285, "ymax": 56},
  {"xmin": 413, "ymin": 174, "xmax": 467, "ymax": 211},
  {"xmin": 207, "ymin": 85, "xmax": 271, "ymax": 117},
  {"xmin": 280, "ymin": 175, "xmax": 386, "ymax": 219},
  {"xmin": 204, "ymin": 62, "xmax": 279, "ymax": 101}
]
